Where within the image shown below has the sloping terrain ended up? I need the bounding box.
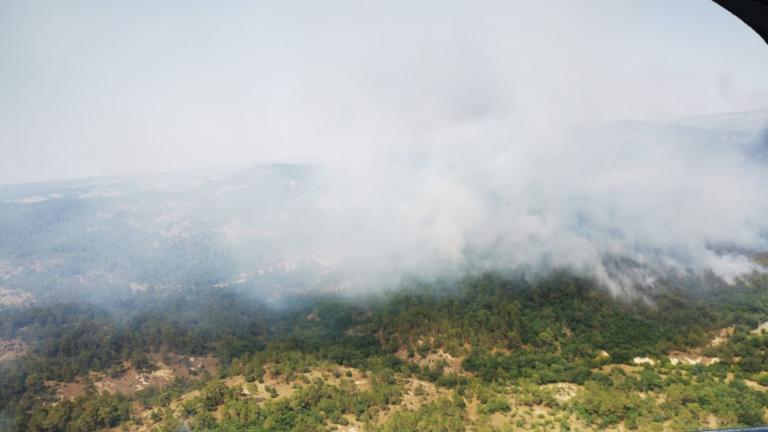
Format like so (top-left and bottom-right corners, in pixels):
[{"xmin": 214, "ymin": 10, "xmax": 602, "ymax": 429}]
[{"xmin": 3, "ymin": 272, "xmax": 768, "ymax": 431}]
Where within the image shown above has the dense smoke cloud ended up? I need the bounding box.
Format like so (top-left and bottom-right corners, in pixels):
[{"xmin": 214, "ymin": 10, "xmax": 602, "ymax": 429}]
[
  {"xmin": 1, "ymin": 1, "xmax": 768, "ymax": 298},
  {"xmin": 307, "ymin": 118, "xmax": 768, "ymax": 294},
  {"xmin": 216, "ymin": 1, "xmax": 768, "ymax": 294}
]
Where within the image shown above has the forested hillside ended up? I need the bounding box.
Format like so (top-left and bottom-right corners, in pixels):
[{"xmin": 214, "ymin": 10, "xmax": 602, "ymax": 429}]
[{"xmin": 3, "ymin": 271, "xmax": 768, "ymax": 431}]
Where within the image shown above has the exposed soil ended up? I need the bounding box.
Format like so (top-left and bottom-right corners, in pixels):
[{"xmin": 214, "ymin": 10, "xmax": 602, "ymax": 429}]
[
  {"xmin": 0, "ymin": 338, "xmax": 26, "ymax": 363},
  {"xmin": 50, "ymin": 352, "xmax": 219, "ymax": 400},
  {"xmin": 394, "ymin": 347, "xmax": 464, "ymax": 374},
  {"xmin": 0, "ymin": 287, "xmax": 33, "ymax": 306}
]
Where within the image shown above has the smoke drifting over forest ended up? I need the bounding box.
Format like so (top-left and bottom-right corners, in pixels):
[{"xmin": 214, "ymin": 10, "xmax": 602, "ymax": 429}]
[
  {"xmin": 2, "ymin": 114, "xmax": 767, "ymax": 301},
  {"xmin": 313, "ymin": 114, "xmax": 768, "ymax": 294},
  {"xmin": 1, "ymin": 1, "xmax": 768, "ymax": 300}
]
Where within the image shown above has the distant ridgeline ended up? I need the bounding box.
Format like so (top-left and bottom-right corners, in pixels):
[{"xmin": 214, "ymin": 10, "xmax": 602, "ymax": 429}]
[{"xmin": 0, "ymin": 112, "xmax": 766, "ymax": 308}]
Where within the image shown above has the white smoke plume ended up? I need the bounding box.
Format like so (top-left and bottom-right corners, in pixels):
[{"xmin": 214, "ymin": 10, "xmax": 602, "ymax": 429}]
[{"xmin": 1, "ymin": 0, "xmax": 768, "ymax": 298}]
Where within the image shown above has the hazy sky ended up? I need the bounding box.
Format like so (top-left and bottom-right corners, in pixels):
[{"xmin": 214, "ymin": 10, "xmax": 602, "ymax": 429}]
[{"xmin": 1, "ymin": 0, "xmax": 767, "ymax": 185}]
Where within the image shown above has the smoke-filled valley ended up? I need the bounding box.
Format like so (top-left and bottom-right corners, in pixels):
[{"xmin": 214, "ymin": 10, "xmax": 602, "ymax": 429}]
[
  {"xmin": 1, "ymin": 111, "xmax": 768, "ymax": 431},
  {"xmin": 1, "ymin": 111, "xmax": 767, "ymax": 307}
]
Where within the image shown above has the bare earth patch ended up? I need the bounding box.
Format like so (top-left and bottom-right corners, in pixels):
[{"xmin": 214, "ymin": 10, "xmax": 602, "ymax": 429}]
[
  {"xmin": 0, "ymin": 338, "xmax": 27, "ymax": 363},
  {"xmin": 0, "ymin": 287, "xmax": 33, "ymax": 306},
  {"xmin": 49, "ymin": 353, "xmax": 219, "ymax": 400},
  {"xmin": 668, "ymin": 350, "xmax": 719, "ymax": 366},
  {"xmin": 710, "ymin": 326, "xmax": 734, "ymax": 347},
  {"xmin": 394, "ymin": 347, "xmax": 464, "ymax": 374}
]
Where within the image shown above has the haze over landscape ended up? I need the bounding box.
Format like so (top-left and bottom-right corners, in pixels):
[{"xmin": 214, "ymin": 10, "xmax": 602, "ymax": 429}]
[
  {"xmin": 1, "ymin": 109, "xmax": 767, "ymax": 303},
  {"xmin": 2, "ymin": 0, "xmax": 768, "ymax": 298},
  {"xmin": 2, "ymin": 1, "xmax": 768, "ymax": 431}
]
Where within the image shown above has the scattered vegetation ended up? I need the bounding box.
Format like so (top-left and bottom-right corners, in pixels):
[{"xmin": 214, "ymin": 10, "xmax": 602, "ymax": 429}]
[{"xmin": 2, "ymin": 271, "xmax": 768, "ymax": 430}]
